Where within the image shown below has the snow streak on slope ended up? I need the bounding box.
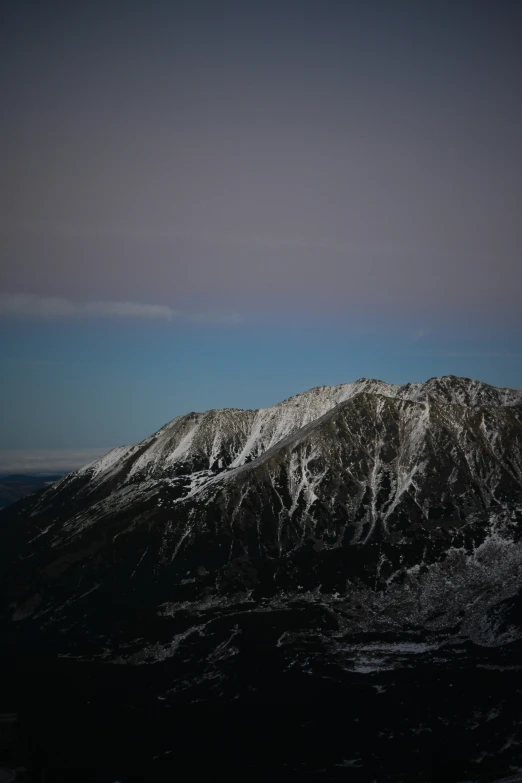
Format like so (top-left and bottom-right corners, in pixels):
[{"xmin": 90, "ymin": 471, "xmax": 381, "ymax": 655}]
[{"xmin": 79, "ymin": 445, "xmax": 139, "ymax": 477}]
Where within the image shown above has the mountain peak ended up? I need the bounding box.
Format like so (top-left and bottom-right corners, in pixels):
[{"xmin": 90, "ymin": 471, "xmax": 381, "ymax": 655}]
[{"xmin": 69, "ymin": 376, "xmax": 522, "ymax": 490}]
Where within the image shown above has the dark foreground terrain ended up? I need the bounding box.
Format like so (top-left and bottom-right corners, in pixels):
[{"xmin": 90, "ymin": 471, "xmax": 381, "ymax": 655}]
[{"xmin": 1, "ymin": 637, "xmax": 522, "ymax": 782}]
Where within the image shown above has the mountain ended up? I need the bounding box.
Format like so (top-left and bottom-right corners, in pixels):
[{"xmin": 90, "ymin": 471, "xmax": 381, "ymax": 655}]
[
  {"xmin": 1, "ymin": 375, "xmax": 522, "ymax": 780},
  {"xmin": 2, "ymin": 374, "xmax": 521, "ymax": 641}
]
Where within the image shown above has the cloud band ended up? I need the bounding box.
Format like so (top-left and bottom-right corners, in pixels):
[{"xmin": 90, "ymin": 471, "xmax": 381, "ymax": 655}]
[{"xmin": 0, "ymin": 292, "xmax": 240, "ymax": 324}]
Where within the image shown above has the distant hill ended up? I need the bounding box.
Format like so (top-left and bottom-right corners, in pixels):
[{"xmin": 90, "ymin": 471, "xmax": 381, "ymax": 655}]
[{"xmin": 0, "ymin": 474, "xmax": 64, "ymax": 509}]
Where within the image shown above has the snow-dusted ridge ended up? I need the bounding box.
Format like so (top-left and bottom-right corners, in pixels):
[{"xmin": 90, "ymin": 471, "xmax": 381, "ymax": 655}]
[{"xmin": 73, "ymin": 375, "xmax": 522, "ymax": 493}]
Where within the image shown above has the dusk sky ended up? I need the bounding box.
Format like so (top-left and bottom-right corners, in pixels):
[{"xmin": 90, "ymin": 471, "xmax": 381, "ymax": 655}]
[{"xmin": 1, "ymin": 0, "xmax": 521, "ymax": 470}]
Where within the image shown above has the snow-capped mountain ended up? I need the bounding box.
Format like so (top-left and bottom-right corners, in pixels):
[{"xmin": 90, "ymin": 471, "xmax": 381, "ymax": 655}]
[
  {"xmin": 1, "ymin": 374, "xmax": 521, "ymax": 647},
  {"xmin": 73, "ymin": 374, "xmax": 522, "ymax": 485},
  {"xmin": 2, "ymin": 375, "xmax": 522, "ymax": 778}
]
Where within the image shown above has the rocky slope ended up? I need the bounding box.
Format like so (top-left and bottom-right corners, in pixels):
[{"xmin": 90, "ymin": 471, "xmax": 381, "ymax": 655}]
[{"xmin": 1, "ymin": 374, "xmax": 522, "ymax": 779}]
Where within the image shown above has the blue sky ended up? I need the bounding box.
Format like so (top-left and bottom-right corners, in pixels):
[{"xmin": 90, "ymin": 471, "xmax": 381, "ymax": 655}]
[
  {"xmin": 1, "ymin": 317, "xmax": 520, "ymax": 457},
  {"xmin": 1, "ymin": 0, "xmax": 521, "ymax": 468}
]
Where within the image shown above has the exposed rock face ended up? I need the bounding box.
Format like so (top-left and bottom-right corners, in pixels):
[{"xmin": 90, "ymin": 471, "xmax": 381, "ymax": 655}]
[{"xmin": 2, "ymin": 375, "xmax": 522, "ymax": 778}]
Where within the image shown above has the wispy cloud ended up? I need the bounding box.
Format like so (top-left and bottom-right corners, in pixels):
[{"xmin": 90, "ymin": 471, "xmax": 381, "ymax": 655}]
[
  {"xmin": 0, "ymin": 448, "xmax": 109, "ymax": 475},
  {"xmin": 0, "ymin": 292, "xmax": 241, "ymax": 325}
]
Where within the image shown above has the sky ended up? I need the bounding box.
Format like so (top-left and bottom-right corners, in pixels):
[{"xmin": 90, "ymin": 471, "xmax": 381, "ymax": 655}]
[{"xmin": 1, "ymin": 0, "xmax": 521, "ymax": 469}]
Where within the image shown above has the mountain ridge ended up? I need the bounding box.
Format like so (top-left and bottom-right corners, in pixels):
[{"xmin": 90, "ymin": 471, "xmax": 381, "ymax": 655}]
[
  {"xmin": 1, "ymin": 374, "xmax": 521, "ymax": 654},
  {"xmin": 72, "ymin": 374, "xmax": 522, "ymax": 490}
]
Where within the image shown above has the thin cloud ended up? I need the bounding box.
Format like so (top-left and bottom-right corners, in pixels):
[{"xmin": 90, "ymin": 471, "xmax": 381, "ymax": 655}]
[
  {"xmin": 0, "ymin": 292, "xmax": 241, "ymax": 325},
  {"xmin": 0, "ymin": 448, "xmax": 110, "ymax": 475}
]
